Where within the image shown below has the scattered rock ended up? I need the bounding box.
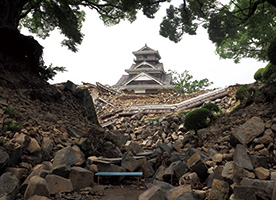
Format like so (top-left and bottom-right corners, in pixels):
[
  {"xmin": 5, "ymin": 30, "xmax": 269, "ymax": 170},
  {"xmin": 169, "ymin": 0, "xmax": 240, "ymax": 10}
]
[
  {"xmin": 232, "ymin": 116, "xmax": 265, "ymax": 145},
  {"xmin": 52, "ymin": 146, "xmax": 78, "ymax": 168},
  {"xmin": 45, "ymin": 174, "xmax": 73, "ymax": 194},
  {"xmin": 0, "ymin": 172, "xmax": 19, "ymax": 200},
  {"xmin": 233, "ymin": 144, "xmax": 253, "ymax": 170},
  {"xmin": 187, "ymin": 152, "xmax": 208, "ymax": 180},
  {"xmin": 24, "ymin": 176, "xmax": 50, "ymax": 199},
  {"xmin": 209, "ymin": 179, "xmax": 229, "ymax": 200},
  {"xmin": 69, "ymin": 166, "xmax": 94, "ymax": 191},
  {"xmin": 254, "ymin": 167, "xmax": 270, "ymax": 180}
]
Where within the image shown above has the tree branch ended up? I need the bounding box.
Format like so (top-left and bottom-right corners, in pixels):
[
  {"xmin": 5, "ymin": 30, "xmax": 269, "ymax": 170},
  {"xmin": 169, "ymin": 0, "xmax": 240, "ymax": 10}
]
[{"xmin": 266, "ymin": 0, "xmax": 276, "ymax": 8}]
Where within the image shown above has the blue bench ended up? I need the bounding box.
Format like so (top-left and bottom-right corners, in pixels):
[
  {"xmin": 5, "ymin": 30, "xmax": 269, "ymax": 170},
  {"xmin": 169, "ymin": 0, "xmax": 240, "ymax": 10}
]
[{"xmin": 95, "ymin": 172, "xmax": 143, "ymax": 184}]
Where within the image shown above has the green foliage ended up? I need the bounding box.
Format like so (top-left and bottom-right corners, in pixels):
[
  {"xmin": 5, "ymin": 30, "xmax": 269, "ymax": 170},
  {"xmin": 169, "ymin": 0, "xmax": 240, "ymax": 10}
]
[
  {"xmin": 268, "ymin": 38, "xmax": 276, "ymax": 65},
  {"xmin": 202, "ymin": 102, "xmax": 219, "ymax": 113},
  {"xmin": 235, "ymin": 85, "xmax": 254, "ymax": 105},
  {"xmin": 16, "ymin": 0, "xmax": 170, "ymax": 52},
  {"xmin": 2, "ymin": 106, "xmax": 21, "ymax": 133},
  {"xmin": 39, "ymin": 62, "xmax": 67, "ymax": 81},
  {"xmin": 4, "ymin": 106, "xmax": 19, "ymax": 118},
  {"xmin": 169, "ymin": 69, "xmax": 213, "ymax": 94},
  {"xmin": 8, "ymin": 123, "xmax": 20, "ymax": 133},
  {"xmin": 262, "ymin": 63, "xmax": 276, "ymax": 84},
  {"xmin": 254, "ymin": 68, "xmax": 264, "ymax": 82},
  {"xmin": 253, "ymin": 63, "xmax": 276, "ymax": 85},
  {"xmin": 160, "ymin": 1, "xmax": 276, "ymax": 63},
  {"xmin": 184, "ymin": 108, "xmax": 211, "ymax": 132},
  {"xmin": 2, "ymin": 119, "xmax": 21, "ymax": 133}
]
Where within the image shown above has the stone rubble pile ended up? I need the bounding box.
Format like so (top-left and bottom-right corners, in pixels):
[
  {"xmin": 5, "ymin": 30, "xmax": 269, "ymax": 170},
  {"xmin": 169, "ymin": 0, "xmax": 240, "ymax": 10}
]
[
  {"xmin": 86, "ymin": 83, "xmax": 211, "ymax": 123},
  {"xmin": 0, "ymin": 80, "xmax": 276, "ymax": 200},
  {"xmin": 101, "ymin": 100, "xmax": 276, "ymax": 200},
  {"xmin": 0, "ymin": 80, "xmax": 124, "ymax": 199}
]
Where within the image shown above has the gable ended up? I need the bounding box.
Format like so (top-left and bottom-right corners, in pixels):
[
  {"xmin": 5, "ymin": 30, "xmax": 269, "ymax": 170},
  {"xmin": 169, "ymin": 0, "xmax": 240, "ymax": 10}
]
[
  {"xmin": 124, "ymin": 72, "xmax": 163, "ymax": 86},
  {"xmin": 135, "ymin": 62, "xmax": 155, "ymax": 69}
]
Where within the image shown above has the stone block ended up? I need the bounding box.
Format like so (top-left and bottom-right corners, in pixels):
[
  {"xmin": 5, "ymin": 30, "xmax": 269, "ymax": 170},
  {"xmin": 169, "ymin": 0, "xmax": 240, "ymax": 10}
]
[
  {"xmin": 239, "ymin": 177, "xmax": 274, "ymax": 200},
  {"xmin": 187, "ymin": 152, "xmax": 208, "ymax": 179},
  {"xmin": 209, "ymin": 179, "xmax": 229, "ymax": 200},
  {"xmin": 172, "ymin": 141, "xmax": 183, "ymax": 151},
  {"xmin": 126, "ymin": 142, "xmax": 143, "ymax": 154},
  {"xmin": 0, "ymin": 172, "xmax": 19, "ymax": 200},
  {"xmin": 45, "ymin": 174, "xmax": 73, "ymax": 194},
  {"xmin": 165, "ymin": 185, "xmax": 193, "ymax": 200},
  {"xmin": 69, "ymin": 167, "xmax": 94, "ymax": 191},
  {"xmin": 72, "ymin": 145, "xmax": 85, "ymax": 166},
  {"xmin": 154, "ymin": 165, "xmax": 166, "ymax": 181},
  {"xmin": 152, "ymin": 180, "xmax": 174, "ymax": 191},
  {"xmin": 27, "ymin": 138, "xmax": 41, "ymax": 153},
  {"xmin": 159, "ymin": 143, "xmax": 172, "ymax": 153},
  {"xmin": 233, "ymin": 144, "xmax": 253, "ymax": 170},
  {"xmin": 254, "ymin": 167, "xmax": 270, "ymax": 180},
  {"xmin": 222, "ymin": 161, "xmax": 245, "ymax": 184},
  {"xmin": 232, "ymin": 116, "xmax": 264, "ymax": 145},
  {"xmin": 250, "ymin": 155, "xmax": 268, "ymax": 168},
  {"xmin": 64, "ymin": 80, "xmax": 76, "ymax": 92},
  {"xmin": 4, "ymin": 167, "xmax": 27, "ymax": 182},
  {"xmin": 52, "ymin": 146, "xmax": 78, "ymax": 168},
  {"xmin": 52, "ymin": 164, "xmax": 70, "ymax": 178},
  {"xmin": 21, "ymin": 163, "xmax": 52, "ymax": 192},
  {"xmin": 24, "ymin": 176, "xmax": 50, "ymax": 199}
]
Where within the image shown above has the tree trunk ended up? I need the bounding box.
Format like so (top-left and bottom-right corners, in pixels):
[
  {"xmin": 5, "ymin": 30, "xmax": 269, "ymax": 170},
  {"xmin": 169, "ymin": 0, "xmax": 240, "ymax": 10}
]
[
  {"xmin": 0, "ymin": 0, "xmax": 28, "ymax": 30},
  {"xmin": 0, "ymin": 0, "xmax": 43, "ymax": 75}
]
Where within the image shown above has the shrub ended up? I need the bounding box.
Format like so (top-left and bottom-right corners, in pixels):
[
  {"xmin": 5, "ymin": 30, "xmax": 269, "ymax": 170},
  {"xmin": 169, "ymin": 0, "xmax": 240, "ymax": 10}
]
[
  {"xmin": 268, "ymin": 38, "xmax": 276, "ymax": 65},
  {"xmin": 4, "ymin": 106, "xmax": 19, "ymax": 118},
  {"xmin": 9, "ymin": 123, "xmax": 20, "ymax": 133},
  {"xmin": 235, "ymin": 85, "xmax": 253, "ymax": 104},
  {"xmin": 202, "ymin": 102, "xmax": 219, "ymax": 112},
  {"xmin": 184, "ymin": 108, "xmax": 211, "ymax": 132},
  {"xmin": 262, "ymin": 63, "xmax": 276, "ymax": 84},
  {"xmin": 254, "ymin": 68, "xmax": 264, "ymax": 82}
]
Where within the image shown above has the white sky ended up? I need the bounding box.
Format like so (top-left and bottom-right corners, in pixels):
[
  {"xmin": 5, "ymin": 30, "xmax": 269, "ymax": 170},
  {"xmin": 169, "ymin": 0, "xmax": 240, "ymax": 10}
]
[{"xmin": 23, "ymin": 1, "xmax": 266, "ymax": 89}]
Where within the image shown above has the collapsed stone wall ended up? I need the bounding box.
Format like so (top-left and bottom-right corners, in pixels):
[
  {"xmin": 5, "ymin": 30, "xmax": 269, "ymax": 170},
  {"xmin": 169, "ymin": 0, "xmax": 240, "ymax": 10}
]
[{"xmin": 1, "ymin": 81, "xmax": 276, "ymax": 200}]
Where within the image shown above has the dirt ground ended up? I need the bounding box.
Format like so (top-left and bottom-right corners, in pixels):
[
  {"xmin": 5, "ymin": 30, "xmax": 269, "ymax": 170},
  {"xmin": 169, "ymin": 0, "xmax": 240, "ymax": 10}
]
[
  {"xmin": 84, "ymin": 179, "xmax": 148, "ymax": 200},
  {"xmin": 100, "ymin": 187, "xmax": 145, "ymax": 200}
]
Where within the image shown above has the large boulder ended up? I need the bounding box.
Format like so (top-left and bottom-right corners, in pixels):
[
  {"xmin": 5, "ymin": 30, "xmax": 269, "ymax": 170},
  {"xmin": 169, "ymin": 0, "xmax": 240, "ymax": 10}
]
[
  {"xmin": 165, "ymin": 185, "xmax": 194, "ymax": 200},
  {"xmin": 24, "ymin": 176, "xmax": 50, "ymax": 200},
  {"xmin": 69, "ymin": 167, "xmax": 94, "ymax": 191},
  {"xmin": 45, "ymin": 174, "xmax": 73, "ymax": 194},
  {"xmin": 234, "ymin": 177, "xmax": 274, "ymax": 200},
  {"xmin": 233, "ymin": 144, "xmax": 253, "ymax": 170},
  {"xmin": 21, "ymin": 163, "xmax": 52, "ymax": 191},
  {"xmin": 209, "ymin": 179, "xmax": 229, "ymax": 200},
  {"xmin": 52, "ymin": 146, "xmax": 78, "ymax": 168},
  {"xmin": 0, "ymin": 172, "xmax": 19, "ymax": 200},
  {"xmin": 232, "ymin": 116, "xmax": 265, "ymax": 145},
  {"xmin": 187, "ymin": 152, "xmax": 208, "ymax": 180}
]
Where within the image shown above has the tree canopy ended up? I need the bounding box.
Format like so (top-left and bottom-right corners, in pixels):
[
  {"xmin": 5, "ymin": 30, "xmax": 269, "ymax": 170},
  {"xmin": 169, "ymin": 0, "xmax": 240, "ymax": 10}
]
[
  {"xmin": 160, "ymin": 0, "xmax": 276, "ymax": 63},
  {"xmin": 0, "ymin": 0, "xmax": 168, "ymax": 52},
  {"xmin": 169, "ymin": 69, "xmax": 213, "ymax": 93},
  {"xmin": 1, "ymin": 0, "xmax": 275, "ymax": 66}
]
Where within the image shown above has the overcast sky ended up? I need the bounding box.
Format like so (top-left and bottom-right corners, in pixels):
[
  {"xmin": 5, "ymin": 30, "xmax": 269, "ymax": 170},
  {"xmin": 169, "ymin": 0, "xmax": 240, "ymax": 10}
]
[{"xmin": 23, "ymin": 1, "xmax": 266, "ymax": 89}]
